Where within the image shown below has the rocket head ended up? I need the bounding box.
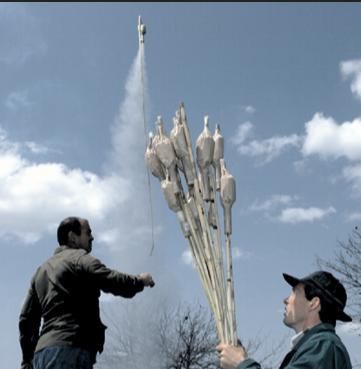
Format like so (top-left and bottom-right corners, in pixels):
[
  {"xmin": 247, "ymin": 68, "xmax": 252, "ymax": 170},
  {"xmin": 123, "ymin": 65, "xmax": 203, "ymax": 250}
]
[{"xmin": 138, "ymin": 16, "xmax": 146, "ymax": 44}]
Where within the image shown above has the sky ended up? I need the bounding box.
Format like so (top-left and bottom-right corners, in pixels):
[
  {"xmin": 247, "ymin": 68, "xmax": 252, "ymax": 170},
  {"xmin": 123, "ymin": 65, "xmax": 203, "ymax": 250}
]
[{"xmin": 1, "ymin": 2, "xmax": 361, "ymax": 368}]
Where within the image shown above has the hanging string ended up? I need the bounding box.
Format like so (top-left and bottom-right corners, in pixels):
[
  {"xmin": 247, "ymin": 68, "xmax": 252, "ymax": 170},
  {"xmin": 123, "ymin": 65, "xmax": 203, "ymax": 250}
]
[{"xmin": 139, "ymin": 42, "xmax": 156, "ymax": 256}]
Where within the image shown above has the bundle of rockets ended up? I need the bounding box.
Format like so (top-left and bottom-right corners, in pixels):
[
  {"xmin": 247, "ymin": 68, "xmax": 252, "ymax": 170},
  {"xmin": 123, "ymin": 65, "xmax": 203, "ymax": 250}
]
[{"xmin": 145, "ymin": 102, "xmax": 238, "ymax": 345}]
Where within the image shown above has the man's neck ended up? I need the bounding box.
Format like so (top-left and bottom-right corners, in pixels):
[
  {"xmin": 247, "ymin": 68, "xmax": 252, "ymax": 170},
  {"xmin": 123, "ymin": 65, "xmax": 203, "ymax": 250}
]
[{"xmin": 294, "ymin": 319, "xmax": 322, "ymax": 334}]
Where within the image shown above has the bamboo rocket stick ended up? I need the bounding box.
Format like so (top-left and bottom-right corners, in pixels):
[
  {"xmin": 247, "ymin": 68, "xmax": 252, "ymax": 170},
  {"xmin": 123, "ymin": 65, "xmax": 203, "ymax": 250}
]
[{"xmin": 145, "ymin": 103, "xmax": 238, "ymax": 345}]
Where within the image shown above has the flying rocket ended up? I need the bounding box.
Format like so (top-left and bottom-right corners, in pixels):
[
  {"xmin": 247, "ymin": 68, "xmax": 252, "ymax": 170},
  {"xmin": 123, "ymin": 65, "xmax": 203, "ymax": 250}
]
[{"xmin": 138, "ymin": 16, "xmax": 146, "ymax": 44}]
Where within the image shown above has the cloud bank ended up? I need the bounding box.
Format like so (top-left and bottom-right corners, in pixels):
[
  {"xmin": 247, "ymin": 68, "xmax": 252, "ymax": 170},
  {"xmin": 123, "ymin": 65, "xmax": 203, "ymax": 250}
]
[
  {"xmin": 277, "ymin": 206, "xmax": 336, "ymax": 224},
  {"xmin": 249, "ymin": 194, "xmax": 296, "ymax": 212},
  {"xmin": 247, "ymin": 194, "xmax": 334, "ymax": 224},
  {"xmin": 232, "ymin": 122, "xmax": 302, "ymax": 163},
  {"xmin": 302, "ymin": 113, "xmax": 361, "ymax": 161},
  {"xmin": 232, "ymin": 60, "xmax": 361, "ymax": 199},
  {"xmin": 0, "ymin": 129, "xmax": 129, "ymax": 244},
  {"xmin": 340, "ymin": 58, "xmax": 361, "ymax": 100}
]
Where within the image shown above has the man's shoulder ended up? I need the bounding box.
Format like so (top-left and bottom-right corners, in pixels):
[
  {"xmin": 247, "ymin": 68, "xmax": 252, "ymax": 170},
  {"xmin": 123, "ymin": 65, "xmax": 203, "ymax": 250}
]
[
  {"xmin": 38, "ymin": 246, "xmax": 104, "ymax": 275},
  {"xmin": 54, "ymin": 246, "xmax": 88, "ymax": 257},
  {"xmin": 42, "ymin": 246, "xmax": 89, "ymax": 268},
  {"xmin": 305, "ymin": 324, "xmax": 344, "ymax": 345},
  {"xmin": 296, "ymin": 324, "xmax": 351, "ymax": 363}
]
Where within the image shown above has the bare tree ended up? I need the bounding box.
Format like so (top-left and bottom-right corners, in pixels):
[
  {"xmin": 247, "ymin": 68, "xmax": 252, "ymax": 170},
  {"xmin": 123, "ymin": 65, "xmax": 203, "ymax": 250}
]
[
  {"xmin": 96, "ymin": 301, "xmax": 287, "ymax": 369},
  {"xmin": 244, "ymin": 332, "xmax": 290, "ymax": 369},
  {"xmin": 317, "ymin": 225, "xmax": 361, "ymax": 315},
  {"xmin": 157, "ymin": 303, "xmax": 218, "ymax": 369},
  {"xmin": 95, "ymin": 301, "xmax": 218, "ymax": 369}
]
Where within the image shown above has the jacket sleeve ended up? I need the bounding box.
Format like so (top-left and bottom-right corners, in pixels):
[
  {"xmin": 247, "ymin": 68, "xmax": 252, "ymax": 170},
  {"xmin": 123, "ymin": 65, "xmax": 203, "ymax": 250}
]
[
  {"xmin": 286, "ymin": 338, "xmax": 350, "ymax": 369},
  {"xmin": 19, "ymin": 277, "xmax": 42, "ymax": 365},
  {"xmin": 79, "ymin": 254, "xmax": 145, "ymax": 298}
]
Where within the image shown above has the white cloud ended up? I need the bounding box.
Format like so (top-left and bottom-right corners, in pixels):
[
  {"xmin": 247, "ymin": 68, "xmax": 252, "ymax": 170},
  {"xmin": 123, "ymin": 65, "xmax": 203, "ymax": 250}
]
[
  {"xmin": 278, "ymin": 206, "xmax": 336, "ymax": 224},
  {"xmin": 24, "ymin": 141, "xmax": 49, "ymax": 154},
  {"xmin": 293, "ymin": 159, "xmax": 312, "ymax": 174},
  {"xmin": 230, "ymin": 122, "xmax": 253, "ymax": 145},
  {"xmin": 181, "ymin": 249, "xmax": 196, "ymax": 267},
  {"xmin": 346, "ymin": 211, "xmax": 361, "ymax": 222},
  {"xmin": 249, "ymin": 194, "xmax": 296, "ymax": 212},
  {"xmin": 342, "ymin": 164, "xmax": 361, "ymax": 195},
  {"xmin": 247, "ymin": 195, "xmax": 336, "ymax": 225},
  {"xmin": 5, "ymin": 90, "xmax": 33, "ymax": 111},
  {"xmin": 0, "ymin": 128, "xmax": 129, "ymax": 244},
  {"xmin": 236, "ymin": 134, "xmax": 302, "ymax": 163},
  {"xmin": 241, "ymin": 105, "xmax": 256, "ymax": 114},
  {"xmin": 233, "ymin": 247, "xmax": 252, "ymax": 260},
  {"xmin": 302, "ymin": 113, "xmax": 361, "ymax": 161},
  {"xmin": 97, "ymin": 228, "xmax": 121, "ymax": 245},
  {"xmin": 340, "ymin": 59, "xmax": 361, "ymax": 100},
  {"xmin": 235, "ymin": 111, "xmax": 361, "ymax": 166},
  {"xmin": 0, "ymin": 152, "xmax": 25, "ymax": 178}
]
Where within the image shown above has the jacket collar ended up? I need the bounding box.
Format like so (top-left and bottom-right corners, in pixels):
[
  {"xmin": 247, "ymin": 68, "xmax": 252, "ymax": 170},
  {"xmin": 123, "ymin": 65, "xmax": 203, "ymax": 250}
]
[
  {"xmin": 54, "ymin": 245, "xmax": 73, "ymax": 254},
  {"xmin": 293, "ymin": 323, "xmax": 335, "ymax": 350}
]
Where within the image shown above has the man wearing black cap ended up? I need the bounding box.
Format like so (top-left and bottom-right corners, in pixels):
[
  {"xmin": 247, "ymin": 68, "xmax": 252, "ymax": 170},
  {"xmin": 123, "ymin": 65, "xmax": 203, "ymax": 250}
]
[{"xmin": 217, "ymin": 271, "xmax": 352, "ymax": 369}]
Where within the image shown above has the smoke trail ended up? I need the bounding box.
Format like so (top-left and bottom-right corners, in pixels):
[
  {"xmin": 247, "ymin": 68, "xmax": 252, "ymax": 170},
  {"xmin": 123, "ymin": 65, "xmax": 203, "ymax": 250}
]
[
  {"xmin": 101, "ymin": 47, "xmax": 153, "ymax": 250},
  {"xmin": 96, "ymin": 46, "xmax": 183, "ymax": 369},
  {"xmin": 110, "ymin": 48, "xmax": 149, "ymax": 179}
]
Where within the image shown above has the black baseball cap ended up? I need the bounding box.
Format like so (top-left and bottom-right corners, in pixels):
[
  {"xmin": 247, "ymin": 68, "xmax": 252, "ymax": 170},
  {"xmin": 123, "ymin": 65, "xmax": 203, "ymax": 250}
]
[{"xmin": 283, "ymin": 271, "xmax": 352, "ymax": 322}]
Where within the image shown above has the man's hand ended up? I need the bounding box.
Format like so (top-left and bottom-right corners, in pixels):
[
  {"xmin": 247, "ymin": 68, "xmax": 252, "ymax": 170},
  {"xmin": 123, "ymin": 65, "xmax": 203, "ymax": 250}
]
[
  {"xmin": 138, "ymin": 273, "xmax": 155, "ymax": 287},
  {"xmin": 216, "ymin": 343, "xmax": 247, "ymax": 369},
  {"xmin": 21, "ymin": 362, "xmax": 33, "ymax": 369}
]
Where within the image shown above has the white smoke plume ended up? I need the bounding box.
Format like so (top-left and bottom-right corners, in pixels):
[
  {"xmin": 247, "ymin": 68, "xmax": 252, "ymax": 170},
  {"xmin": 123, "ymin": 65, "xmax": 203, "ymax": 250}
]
[{"xmin": 101, "ymin": 47, "xmax": 156, "ymax": 256}]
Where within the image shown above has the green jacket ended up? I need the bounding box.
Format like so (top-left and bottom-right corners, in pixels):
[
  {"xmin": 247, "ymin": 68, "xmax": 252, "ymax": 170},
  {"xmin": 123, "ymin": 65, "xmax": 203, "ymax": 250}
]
[{"xmin": 237, "ymin": 323, "xmax": 352, "ymax": 369}]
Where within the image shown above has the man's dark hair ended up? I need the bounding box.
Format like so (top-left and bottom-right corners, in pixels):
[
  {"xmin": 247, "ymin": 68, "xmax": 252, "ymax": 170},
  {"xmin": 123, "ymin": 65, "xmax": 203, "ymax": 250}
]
[
  {"xmin": 57, "ymin": 217, "xmax": 82, "ymax": 245},
  {"xmin": 304, "ymin": 283, "xmax": 337, "ymax": 327}
]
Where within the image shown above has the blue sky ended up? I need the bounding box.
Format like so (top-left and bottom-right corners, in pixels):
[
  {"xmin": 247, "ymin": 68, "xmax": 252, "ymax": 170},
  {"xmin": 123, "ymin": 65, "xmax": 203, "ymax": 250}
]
[{"xmin": 1, "ymin": 3, "xmax": 361, "ymax": 368}]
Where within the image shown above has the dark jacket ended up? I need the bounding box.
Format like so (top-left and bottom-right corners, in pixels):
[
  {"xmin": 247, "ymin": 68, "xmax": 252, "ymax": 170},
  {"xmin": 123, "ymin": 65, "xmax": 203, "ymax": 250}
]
[
  {"xmin": 19, "ymin": 246, "xmax": 145, "ymax": 364},
  {"xmin": 237, "ymin": 323, "xmax": 352, "ymax": 369}
]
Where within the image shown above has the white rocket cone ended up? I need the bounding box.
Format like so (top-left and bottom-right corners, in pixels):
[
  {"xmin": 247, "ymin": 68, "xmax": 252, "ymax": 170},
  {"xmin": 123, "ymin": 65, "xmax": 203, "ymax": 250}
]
[
  {"xmin": 178, "ymin": 103, "xmax": 199, "ymax": 190},
  {"xmin": 196, "ymin": 116, "xmax": 215, "ymax": 201},
  {"xmin": 213, "ymin": 124, "xmax": 224, "ymax": 191},
  {"xmin": 153, "ymin": 116, "xmax": 182, "ymax": 194},
  {"xmin": 220, "ymin": 159, "xmax": 236, "ymax": 235},
  {"xmin": 170, "ymin": 114, "xmax": 188, "ymax": 157},
  {"xmin": 161, "ymin": 177, "xmax": 190, "ymax": 237},
  {"xmin": 161, "ymin": 177, "xmax": 181, "ymax": 212},
  {"xmin": 145, "ymin": 132, "xmax": 166, "ymax": 181},
  {"xmin": 170, "ymin": 113, "xmax": 195, "ymax": 186}
]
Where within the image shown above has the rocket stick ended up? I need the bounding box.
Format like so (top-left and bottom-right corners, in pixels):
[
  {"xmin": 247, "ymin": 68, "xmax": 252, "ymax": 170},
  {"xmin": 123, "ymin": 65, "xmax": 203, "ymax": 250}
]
[{"xmin": 225, "ymin": 233, "xmax": 237, "ymax": 345}]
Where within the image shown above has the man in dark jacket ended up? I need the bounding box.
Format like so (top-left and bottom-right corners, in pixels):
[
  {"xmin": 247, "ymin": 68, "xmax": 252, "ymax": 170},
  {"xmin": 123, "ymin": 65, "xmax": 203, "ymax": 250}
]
[
  {"xmin": 217, "ymin": 271, "xmax": 352, "ymax": 369},
  {"xmin": 19, "ymin": 217, "xmax": 155, "ymax": 369}
]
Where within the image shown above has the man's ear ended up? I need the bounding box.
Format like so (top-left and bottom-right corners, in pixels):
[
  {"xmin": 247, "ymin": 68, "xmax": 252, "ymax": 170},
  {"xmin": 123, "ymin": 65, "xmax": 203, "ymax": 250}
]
[
  {"xmin": 310, "ymin": 296, "xmax": 321, "ymax": 312},
  {"xmin": 68, "ymin": 231, "xmax": 76, "ymax": 245}
]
